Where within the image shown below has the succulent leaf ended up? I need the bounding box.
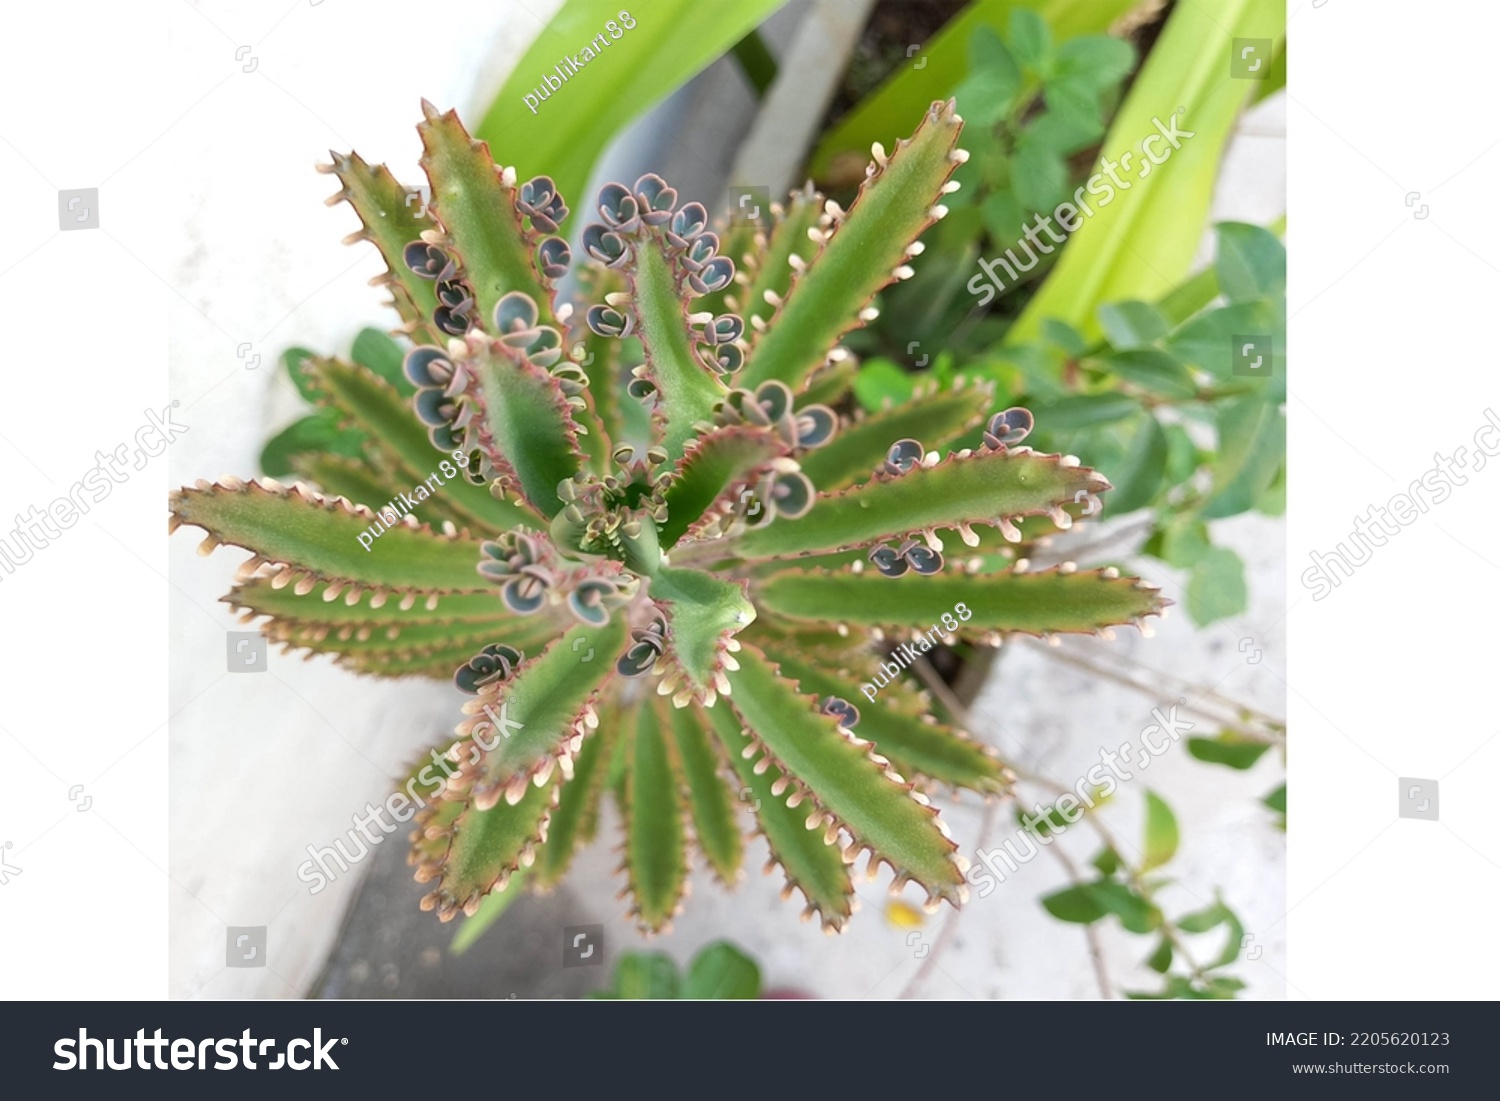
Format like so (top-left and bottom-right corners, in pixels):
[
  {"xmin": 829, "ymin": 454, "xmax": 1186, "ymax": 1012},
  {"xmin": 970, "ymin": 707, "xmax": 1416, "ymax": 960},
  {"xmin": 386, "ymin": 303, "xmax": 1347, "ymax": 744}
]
[
  {"xmin": 742, "ymin": 100, "xmax": 966, "ymax": 391},
  {"xmin": 758, "ymin": 567, "xmax": 1168, "ymax": 636},
  {"xmin": 664, "ymin": 703, "xmax": 743, "ymax": 885},
  {"xmin": 454, "ymin": 618, "xmax": 629, "ymax": 801},
  {"xmin": 763, "ymin": 650, "xmax": 1005, "ymax": 793},
  {"xmin": 170, "ymin": 480, "xmax": 490, "ymax": 593},
  {"xmin": 417, "ymin": 103, "xmax": 559, "ymax": 330},
  {"xmin": 724, "ymin": 644, "xmax": 966, "ymax": 907},
  {"xmin": 622, "ymin": 696, "xmax": 689, "ymax": 931},
  {"xmin": 734, "ymin": 448, "xmax": 1110, "ymax": 560},
  {"xmin": 306, "ymin": 356, "xmax": 533, "ymax": 531},
  {"xmin": 704, "ymin": 703, "xmax": 855, "ymax": 930},
  {"xmin": 320, "ymin": 150, "xmax": 440, "ymax": 344},
  {"xmin": 798, "ymin": 383, "xmax": 994, "ymax": 492},
  {"xmin": 625, "ymin": 240, "xmax": 731, "ymax": 462},
  {"xmin": 658, "ymin": 425, "xmax": 790, "ymax": 548}
]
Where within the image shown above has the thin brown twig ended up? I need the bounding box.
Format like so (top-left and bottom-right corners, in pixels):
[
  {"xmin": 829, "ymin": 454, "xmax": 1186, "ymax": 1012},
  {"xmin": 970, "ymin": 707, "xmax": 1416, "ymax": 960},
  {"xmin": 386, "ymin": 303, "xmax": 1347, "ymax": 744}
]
[{"xmin": 1044, "ymin": 841, "xmax": 1113, "ymax": 999}]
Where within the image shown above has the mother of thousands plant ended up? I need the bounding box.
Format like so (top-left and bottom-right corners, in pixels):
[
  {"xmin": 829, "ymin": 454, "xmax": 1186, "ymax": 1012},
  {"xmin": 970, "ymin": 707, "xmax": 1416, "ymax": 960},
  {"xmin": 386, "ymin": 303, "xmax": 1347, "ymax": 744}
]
[{"xmin": 170, "ymin": 99, "xmax": 1167, "ymax": 932}]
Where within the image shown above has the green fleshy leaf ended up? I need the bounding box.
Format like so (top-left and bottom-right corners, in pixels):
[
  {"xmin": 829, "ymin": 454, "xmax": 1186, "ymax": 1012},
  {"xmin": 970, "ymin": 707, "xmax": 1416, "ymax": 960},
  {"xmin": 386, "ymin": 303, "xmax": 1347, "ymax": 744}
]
[
  {"xmin": 665, "ymin": 705, "xmax": 743, "ymax": 884},
  {"xmin": 531, "ymin": 721, "xmax": 611, "ymax": 890},
  {"xmin": 704, "ymin": 703, "xmax": 854, "ymax": 929},
  {"xmin": 429, "ymin": 779, "xmax": 555, "ymax": 916},
  {"xmin": 798, "ymin": 383, "xmax": 994, "ymax": 492},
  {"xmin": 259, "ymin": 411, "xmax": 365, "ymax": 478},
  {"xmin": 765, "ymin": 650, "xmax": 1004, "ymax": 793},
  {"xmin": 734, "ymin": 448, "xmax": 1109, "ymax": 560},
  {"xmin": 757, "ymin": 567, "xmax": 1163, "ymax": 636},
  {"xmin": 309, "ymin": 356, "xmax": 532, "ymax": 531},
  {"xmin": 651, "ymin": 568, "xmax": 756, "ymax": 693},
  {"xmin": 170, "ymin": 481, "xmax": 490, "ymax": 592},
  {"xmin": 626, "ymin": 239, "xmax": 729, "ymax": 462},
  {"xmin": 227, "ymin": 576, "xmax": 508, "ymax": 627},
  {"xmin": 739, "ymin": 185, "xmax": 823, "ymax": 330},
  {"xmin": 324, "ymin": 150, "xmax": 440, "ymax": 345},
  {"xmin": 469, "ymin": 341, "xmax": 585, "ymax": 518},
  {"xmin": 743, "ymin": 100, "xmax": 965, "ymax": 391},
  {"xmin": 623, "ymin": 697, "xmax": 688, "ymax": 931},
  {"xmin": 459, "ymin": 618, "xmax": 628, "ymax": 792},
  {"xmin": 726, "ymin": 645, "xmax": 964, "ymax": 903},
  {"xmin": 417, "ymin": 104, "xmax": 556, "ymax": 329},
  {"xmin": 449, "ymin": 868, "xmax": 529, "ymax": 956},
  {"xmin": 351, "ymin": 327, "xmax": 414, "ymax": 395},
  {"xmin": 659, "ymin": 426, "xmax": 788, "ymax": 548}
]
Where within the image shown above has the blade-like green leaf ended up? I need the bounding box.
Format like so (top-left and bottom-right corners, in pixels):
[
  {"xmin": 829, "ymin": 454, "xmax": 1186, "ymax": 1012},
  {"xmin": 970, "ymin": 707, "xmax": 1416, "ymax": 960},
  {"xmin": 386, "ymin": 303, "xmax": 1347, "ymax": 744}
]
[
  {"xmin": 732, "ymin": 448, "xmax": 1109, "ymax": 560},
  {"xmin": 227, "ymin": 576, "xmax": 508, "ymax": 627},
  {"xmin": 350, "ymin": 327, "xmax": 415, "ymax": 396},
  {"xmin": 737, "ymin": 185, "xmax": 823, "ymax": 329},
  {"xmin": 260, "ymin": 410, "xmax": 365, "ymax": 478},
  {"xmin": 743, "ymin": 99, "xmax": 965, "ymax": 391},
  {"xmin": 474, "ymin": 0, "xmax": 788, "ymax": 234},
  {"xmin": 170, "ymin": 481, "xmax": 490, "ymax": 592},
  {"xmin": 807, "ymin": 0, "xmax": 1141, "ymax": 183},
  {"xmin": 765, "ymin": 650, "xmax": 1005, "ymax": 793},
  {"xmin": 623, "ymin": 696, "xmax": 688, "ymax": 931},
  {"xmin": 290, "ymin": 452, "xmax": 465, "ymax": 529},
  {"xmin": 665, "ymin": 704, "xmax": 743, "ymax": 884},
  {"xmin": 449, "ymin": 867, "xmax": 529, "ymax": 956},
  {"xmin": 726, "ymin": 645, "xmax": 964, "ymax": 904},
  {"xmin": 704, "ymin": 703, "xmax": 855, "ymax": 929},
  {"xmin": 1009, "ymin": 0, "xmax": 1286, "ymax": 341},
  {"xmin": 797, "ymin": 382, "xmax": 994, "ymax": 492}
]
